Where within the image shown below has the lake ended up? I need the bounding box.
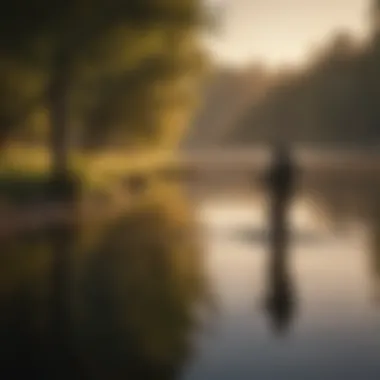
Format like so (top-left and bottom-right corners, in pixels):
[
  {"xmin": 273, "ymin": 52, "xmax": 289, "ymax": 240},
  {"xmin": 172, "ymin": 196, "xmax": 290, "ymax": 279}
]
[{"xmin": 1, "ymin": 165, "xmax": 380, "ymax": 379}]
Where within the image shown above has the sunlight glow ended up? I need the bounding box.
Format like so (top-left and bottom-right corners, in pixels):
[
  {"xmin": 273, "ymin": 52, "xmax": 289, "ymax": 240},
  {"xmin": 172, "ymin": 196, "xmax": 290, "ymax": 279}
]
[{"xmin": 203, "ymin": 0, "xmax": 370, "ymax": 66}]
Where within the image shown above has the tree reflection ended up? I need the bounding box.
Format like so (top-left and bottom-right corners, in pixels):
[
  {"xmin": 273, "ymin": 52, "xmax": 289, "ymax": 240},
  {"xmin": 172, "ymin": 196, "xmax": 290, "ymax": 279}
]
[
  {"xmin": 265, "ymin": 219, "xmax": 296, "ymax": 336},
  {"xmin": 0, "ymin": 183, "xmax": 208, "ymax": 379},
  {"xmin": 0, "ymin": 225, "xmax": 82, "ymax": 379},
  {"xmin": 75, "ymin": 183, "xmax": 208, "ymax": 379},
  {"xmin": 304, "ymin": 169, "xmax": 380, "ymax": 308},
  {"xmin": 365, "ymin": 198, "xmax": 380, "ymax": 306}
]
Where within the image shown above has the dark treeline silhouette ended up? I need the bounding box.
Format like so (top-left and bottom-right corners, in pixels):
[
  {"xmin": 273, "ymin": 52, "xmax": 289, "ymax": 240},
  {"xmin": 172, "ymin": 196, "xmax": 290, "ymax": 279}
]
[
  {"xmin": 184, "ymin": 1, "xmax": 380, "ymax": 148},
  {"xmin": 231, "ymin": 3, "xmax": 380, "ymax": 146}
]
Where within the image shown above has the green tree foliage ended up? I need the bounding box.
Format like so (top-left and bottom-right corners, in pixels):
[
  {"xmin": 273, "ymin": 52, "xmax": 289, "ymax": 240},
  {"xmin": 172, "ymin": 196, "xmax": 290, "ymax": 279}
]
[
  {"xmin": 0, "ymin": 1, "xmax": 207, "ymax": 174},
  {"xmin": 0, "ymin": 58, "xmax": 47, "ymax": 147},
  {"xmin": 78, "ymin": 27, "xmax": 207, "ymax": 150}
]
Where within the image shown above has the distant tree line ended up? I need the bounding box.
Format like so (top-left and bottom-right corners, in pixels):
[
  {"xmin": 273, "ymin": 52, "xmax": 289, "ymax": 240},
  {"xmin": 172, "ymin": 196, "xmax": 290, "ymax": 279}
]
[{"xmin": 226, "ymin": 1, "xmax": 380, "ymax": 147}]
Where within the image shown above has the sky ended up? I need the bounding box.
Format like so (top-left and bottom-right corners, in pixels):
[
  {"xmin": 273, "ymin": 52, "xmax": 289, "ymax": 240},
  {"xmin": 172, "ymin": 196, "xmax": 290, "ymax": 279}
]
[{"xmin": 203, "ymin": 0, "xmax": 371, "ymax": 67}]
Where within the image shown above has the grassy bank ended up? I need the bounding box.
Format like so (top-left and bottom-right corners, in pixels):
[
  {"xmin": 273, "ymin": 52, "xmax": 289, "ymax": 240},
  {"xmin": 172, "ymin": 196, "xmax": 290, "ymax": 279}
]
[{"xmin": 0, "ymin": 145, "xmax": 176, "ymax": 206}]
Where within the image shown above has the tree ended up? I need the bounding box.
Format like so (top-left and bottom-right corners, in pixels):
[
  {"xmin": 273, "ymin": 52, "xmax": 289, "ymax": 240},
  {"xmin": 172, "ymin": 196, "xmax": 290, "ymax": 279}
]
[
  {"xmin": 0, "ymin": 1, "xmax": 206, "ymax": 177},
  {"xmin": 78, "ymin": 28, "xmax": 207, "ymax": 150},
  {"xmin": 370, "ymin": 0, "xmax": 380, "ymax": 38},
  {"xmin": 226, "ymin": 27, "xmax": 380, "ymax": 147}
]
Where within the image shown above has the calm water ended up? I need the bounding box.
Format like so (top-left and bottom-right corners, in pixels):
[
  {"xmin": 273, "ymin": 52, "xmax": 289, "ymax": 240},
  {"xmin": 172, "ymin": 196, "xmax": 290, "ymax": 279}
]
[{"xmin": 1, "ymin": 167, "xmax": 380, "ymax": 379}]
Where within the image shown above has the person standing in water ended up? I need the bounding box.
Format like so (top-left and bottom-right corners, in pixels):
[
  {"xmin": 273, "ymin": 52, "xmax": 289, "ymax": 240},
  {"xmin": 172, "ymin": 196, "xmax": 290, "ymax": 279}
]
[
  {"xmin": 266, "ymin": 144, "xmax": 297, "ymax": 233},
  {"xmin": 263, "ymin": 144, "xmax": 298, "ymax": 335}
]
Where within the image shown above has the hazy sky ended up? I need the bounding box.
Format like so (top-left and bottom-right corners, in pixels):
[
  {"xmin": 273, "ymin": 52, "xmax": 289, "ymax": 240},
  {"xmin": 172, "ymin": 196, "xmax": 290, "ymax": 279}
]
[{"xmin": 204, "ymin": 0, "xmax": 370, "ymax": 67}]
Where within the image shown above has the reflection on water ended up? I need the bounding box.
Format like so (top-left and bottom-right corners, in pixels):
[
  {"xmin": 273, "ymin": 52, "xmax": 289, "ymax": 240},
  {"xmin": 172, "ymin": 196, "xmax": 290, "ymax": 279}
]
[
  {"xmin": 264, "ymin": 199, "xmax": 296, "ymax": 336},
  {"xmin": 0, "ymin": 183, "xmax": 209, "ymax": 379},
  {"xmin": 77, "ymin": 194, "xmax": 209, "ymax": 379},
  {"xmin": 1, "ymin": 167, "xmax": 380, "ymax": 379},
  {"xmin": 304, "ymin": 169, "xmax": 380, "ymax": 307}
]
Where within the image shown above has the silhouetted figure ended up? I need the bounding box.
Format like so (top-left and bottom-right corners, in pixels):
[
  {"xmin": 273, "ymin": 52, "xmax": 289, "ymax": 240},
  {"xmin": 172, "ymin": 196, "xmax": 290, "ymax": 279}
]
[
  {"xmin": 265, "ymin": 144, "xmax": 297, "ymax": 243},
  {"xmin": 264, "ymin": 144, "xmax": 297, "ymax": 336},
  {"xmin": 266, "ymin": 145, "xmax": 296, "ymax": 203}
]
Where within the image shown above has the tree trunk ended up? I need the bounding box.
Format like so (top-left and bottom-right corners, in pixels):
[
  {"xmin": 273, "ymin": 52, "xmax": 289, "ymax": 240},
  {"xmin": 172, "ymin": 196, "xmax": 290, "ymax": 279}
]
[
  {"xmin": 46, "ymin": 51, "xmax": 80, "ymax": 203},
  {"xmin": 0, "ymin": 124, "xmax": 12, "ymax": 151},
  {"xmin": 48, "ymin": 51, "xmax": 71, "ymax": 179}
]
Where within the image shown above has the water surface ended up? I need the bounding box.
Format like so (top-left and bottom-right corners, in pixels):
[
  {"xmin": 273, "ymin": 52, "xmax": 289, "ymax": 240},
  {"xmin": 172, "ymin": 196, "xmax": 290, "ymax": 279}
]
[{"xmin": 1, "ymin": 168, "xmax": 380, "ymax": 379}]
